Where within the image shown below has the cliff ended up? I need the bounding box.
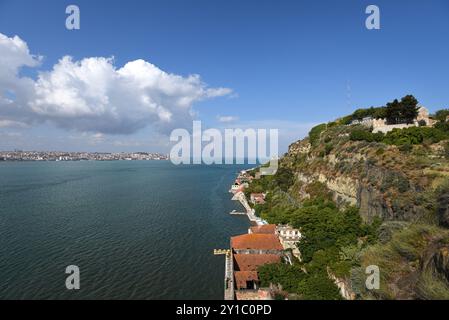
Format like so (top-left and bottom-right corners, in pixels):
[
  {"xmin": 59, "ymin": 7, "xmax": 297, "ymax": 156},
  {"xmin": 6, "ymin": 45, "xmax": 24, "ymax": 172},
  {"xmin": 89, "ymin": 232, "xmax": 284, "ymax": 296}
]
[
  {"xmin": 252, "ymin": 113, "xmax": 449, "ymax": 299},
  {"xmin": 283, "ymin": 124, "xmax": 449, "ymax": 224}
]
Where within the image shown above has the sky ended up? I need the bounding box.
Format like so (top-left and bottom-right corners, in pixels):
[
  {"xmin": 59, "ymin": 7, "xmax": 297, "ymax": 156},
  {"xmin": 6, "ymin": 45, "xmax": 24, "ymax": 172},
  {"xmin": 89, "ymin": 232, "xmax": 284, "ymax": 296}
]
[{"xmin": 0, "ymin": 0, "xmax": 448, "ymax": 153}]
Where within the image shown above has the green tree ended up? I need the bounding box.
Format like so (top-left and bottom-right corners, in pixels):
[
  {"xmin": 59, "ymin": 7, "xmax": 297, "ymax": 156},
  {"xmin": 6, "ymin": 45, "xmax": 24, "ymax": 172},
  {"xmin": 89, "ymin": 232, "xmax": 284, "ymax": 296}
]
[
  {"xmin": 274, "ymin": 167, "xmax": 295, "ymax": 191},
  {"xmin": 400, "ymin": 95, "xmax": 419, "ymax": 124},
  {"xmin": 385, "ymin": 99, "xmax": 402, "ymax": 124},
  {"xmin": 297, "ymin": 272, "xmax": 342, "ymax": 300},
  {"xmin": 385, "ymin": 95, "xmax": 419, "ymax": 124},
  {"xmin": 434, "ymin": 109, "xmax": 449, "ymax": 122}
]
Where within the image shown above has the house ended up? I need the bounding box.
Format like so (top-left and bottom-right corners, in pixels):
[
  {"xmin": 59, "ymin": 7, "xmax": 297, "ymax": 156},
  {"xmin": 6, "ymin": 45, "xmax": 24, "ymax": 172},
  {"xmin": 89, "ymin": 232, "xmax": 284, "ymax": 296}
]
[
  {"xmin": 234, "ymin": 254, "xmax": 281, "ymax": 272},
  {"xmin": 231, "ymin": 234, "xmax": 284, "ymax": 255},
  {"xmin": 231, "ymin": 184, "xmax": 241, "ymax": 191},
  {"xmin": 276, "ymin": 225, "xmax": 302, "ymax": 260},
  {"xmin": 350, "ymin": 106, "xmax": 436, "ymax": 134},
  {"xmin": 234, "ymin": 271, "xmax": 259, "ymax": 290},
  {"xmin": 349, "ymin": 116, "xmax": 373, "ymax": 126},
  {"xmin": 233, "ymin": 254, "xmax": 281, "ymax": 290},
  {"xmin": 250, "ymin": 193, "xmax": 265, "ymax": 205},
  {"xmin": 248, "ymin": 224, "xmax": 276, "ymax": 235},
  {"xmin": 230, "ymin": 230, "xmax": 286, "ymax": 300},
  {"xmin": 231, "ymin": 182, "xmax": 248, "ymax": 193}
]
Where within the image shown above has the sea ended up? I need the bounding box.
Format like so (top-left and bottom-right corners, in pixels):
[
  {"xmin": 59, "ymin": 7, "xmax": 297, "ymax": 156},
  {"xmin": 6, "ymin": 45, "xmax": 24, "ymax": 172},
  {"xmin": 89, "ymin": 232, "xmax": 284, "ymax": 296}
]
[{"xmin": 0, "ymin": 161, "xmax": 251, "ymax": 299}]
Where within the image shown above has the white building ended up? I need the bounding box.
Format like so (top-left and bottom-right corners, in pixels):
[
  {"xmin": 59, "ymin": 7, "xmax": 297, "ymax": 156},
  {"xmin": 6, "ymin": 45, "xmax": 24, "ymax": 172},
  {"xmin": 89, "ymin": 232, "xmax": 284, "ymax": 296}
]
[
  {"xmin": 350, "ymin": 106, "xmax": 436, "ymax": 134},
  {"xmin": 276, "ymin": 225, "xmax": 302, "ymax": 260}
]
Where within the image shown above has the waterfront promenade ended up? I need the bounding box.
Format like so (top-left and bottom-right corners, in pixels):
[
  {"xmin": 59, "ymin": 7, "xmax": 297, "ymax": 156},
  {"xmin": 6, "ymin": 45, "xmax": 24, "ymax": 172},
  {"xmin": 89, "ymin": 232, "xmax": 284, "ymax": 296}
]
[{"xmin": 231, "ymin": 191, "xmax": 267, "ymax": 226}]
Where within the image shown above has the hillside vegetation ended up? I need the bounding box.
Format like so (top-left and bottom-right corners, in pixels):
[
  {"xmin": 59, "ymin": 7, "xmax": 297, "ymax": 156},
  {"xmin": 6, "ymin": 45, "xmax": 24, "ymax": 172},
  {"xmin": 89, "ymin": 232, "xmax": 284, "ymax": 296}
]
[{"xmin": 247, "ymin": 96, "xmax": 449, "ymax": 299}]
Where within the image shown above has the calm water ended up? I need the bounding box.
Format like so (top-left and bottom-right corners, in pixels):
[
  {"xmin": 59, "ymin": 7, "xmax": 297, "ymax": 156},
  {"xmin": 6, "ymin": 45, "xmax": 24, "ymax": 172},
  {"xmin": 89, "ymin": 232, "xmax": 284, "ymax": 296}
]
[{"xmin": 0, "ymin": 161, "xmax": 250, "ymax": 299}]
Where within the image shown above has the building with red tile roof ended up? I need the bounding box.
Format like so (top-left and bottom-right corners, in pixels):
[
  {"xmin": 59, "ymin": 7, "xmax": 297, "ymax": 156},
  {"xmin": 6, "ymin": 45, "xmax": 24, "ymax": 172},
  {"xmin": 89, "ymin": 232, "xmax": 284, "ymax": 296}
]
[
  {"xmin": 235, "ymin": 271, "xmax": 259, "ymax": 290},
  {"xmin": 231, "ymin": 234, "xmax": 284, "ymax": 253},
  {"xmin": 234, "ymin": 254, "xmax": 280, "ymax": 272},
  {"xmin": 249, "ymin": 224, "xmax": 276, "ymax": 235}
]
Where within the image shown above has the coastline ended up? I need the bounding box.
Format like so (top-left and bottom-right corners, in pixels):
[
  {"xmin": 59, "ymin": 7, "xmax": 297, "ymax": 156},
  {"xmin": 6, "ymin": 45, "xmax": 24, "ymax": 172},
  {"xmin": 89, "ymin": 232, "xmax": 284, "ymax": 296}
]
[
  {"xmin": 222, "ymin": 169, "xmax": 303, "ymax": 300},
  {"xmin": 230, "ymin": 191, "xmax": 267, "ymax": 226}
]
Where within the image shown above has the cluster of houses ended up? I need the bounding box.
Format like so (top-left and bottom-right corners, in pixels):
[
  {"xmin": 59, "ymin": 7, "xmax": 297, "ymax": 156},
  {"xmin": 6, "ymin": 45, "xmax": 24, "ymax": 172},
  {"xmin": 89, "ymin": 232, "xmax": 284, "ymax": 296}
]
[
  {"xmin": 230, "ymin": 223, "xmax": 302, "ymax": 300},
  {"xmin": 230, "ymin": 170, "xmax": 253, "ymax": 193},
  {"xmin": 226, "ymin": 170, "xmax": 302, "ymax": 300}
]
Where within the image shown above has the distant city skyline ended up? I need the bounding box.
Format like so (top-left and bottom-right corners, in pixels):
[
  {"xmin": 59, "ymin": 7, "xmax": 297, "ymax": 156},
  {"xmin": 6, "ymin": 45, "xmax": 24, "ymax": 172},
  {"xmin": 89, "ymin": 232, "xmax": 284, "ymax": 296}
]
[
  {"xmin": 0, "ymin": 150, "xmax": 169, "ymax": 161},
  {"xmin": 0, "ymin": 0, "xmax": 448, "ymax": 153}
]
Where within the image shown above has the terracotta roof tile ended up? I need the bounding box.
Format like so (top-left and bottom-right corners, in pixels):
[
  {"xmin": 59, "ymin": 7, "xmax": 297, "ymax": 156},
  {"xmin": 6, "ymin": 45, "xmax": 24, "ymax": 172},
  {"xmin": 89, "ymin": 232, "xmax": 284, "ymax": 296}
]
[
  {"xmin": 234, "ymin": 254, "xmax": 281, "ymax": 271},
  {"xmin": 235, "ymin": 271, "xmax": 259, "ymax": 290},
  {"xmin": 231, "ymin": 234, "xmax": 283, "ymax": 250},
  {"xmin": 250, "ymin": 224, "xmax": 276, "ymax": 234}
]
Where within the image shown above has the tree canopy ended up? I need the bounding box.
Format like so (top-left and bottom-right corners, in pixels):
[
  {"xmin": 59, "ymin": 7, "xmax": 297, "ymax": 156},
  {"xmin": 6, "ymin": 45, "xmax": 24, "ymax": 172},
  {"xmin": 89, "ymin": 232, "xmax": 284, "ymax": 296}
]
[{"xmin": 385, "ymin": 95, "xmax": 419, "ymax": 125}]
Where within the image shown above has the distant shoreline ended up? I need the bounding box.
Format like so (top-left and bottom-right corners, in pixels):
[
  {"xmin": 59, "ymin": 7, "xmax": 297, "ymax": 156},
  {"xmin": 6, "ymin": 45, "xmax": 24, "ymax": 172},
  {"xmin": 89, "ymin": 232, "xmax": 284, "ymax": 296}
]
[
  {"xmin": 0, "ymin": 151, "xmax": 169, "ymax": 162},
  {"xmin": 0, "ymin": 159, "xmax": 169, "ymax": 162}
]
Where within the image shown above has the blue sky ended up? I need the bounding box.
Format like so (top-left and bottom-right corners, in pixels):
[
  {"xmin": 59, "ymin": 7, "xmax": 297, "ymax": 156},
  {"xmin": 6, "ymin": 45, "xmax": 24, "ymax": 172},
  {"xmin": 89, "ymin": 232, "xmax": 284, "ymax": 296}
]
[{"xmin": 0, "ymin": 0, "xmax": 448, "ymax": 153}]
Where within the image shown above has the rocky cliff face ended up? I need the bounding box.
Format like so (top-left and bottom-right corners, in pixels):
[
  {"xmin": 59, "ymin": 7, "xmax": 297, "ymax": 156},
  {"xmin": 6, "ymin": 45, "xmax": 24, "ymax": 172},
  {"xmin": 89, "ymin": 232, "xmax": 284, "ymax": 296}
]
[
  {"xmin": 283, "ymin": 125, "xmax": 448, "ymax": 224},
  {"xmin": 280, "ymin": 124, "xmax": 449, "ymax": 299}
]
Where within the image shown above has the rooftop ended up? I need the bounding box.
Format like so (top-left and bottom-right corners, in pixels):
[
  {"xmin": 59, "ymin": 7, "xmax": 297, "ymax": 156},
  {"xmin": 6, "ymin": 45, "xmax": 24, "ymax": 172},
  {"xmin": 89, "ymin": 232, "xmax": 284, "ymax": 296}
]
[
  {"xmin": 234, "ymin": 271, "xmax": 259, "ymax": 290},
  {"xmin": 234, "ymin": 254, "xmax": 281, "ymax": 271},
  {"xmin": 231, "ymin": 234, "xmax": 283, "ymax": 251},
  {"xmin": 249, "ymin": 224, "xmax": 276, "ymax": 234}
]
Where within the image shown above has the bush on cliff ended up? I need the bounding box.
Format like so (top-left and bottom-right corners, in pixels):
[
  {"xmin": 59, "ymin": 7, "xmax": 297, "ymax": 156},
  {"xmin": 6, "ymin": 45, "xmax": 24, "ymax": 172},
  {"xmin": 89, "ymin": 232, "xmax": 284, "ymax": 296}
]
[
  {"xmin": 383, "ymin": 126, "xmax": 449, "ymax": 145},
  {"xmin": 258, "ymin": 263, "xmax": 342, "ymax": 300},
  {"xmin": 350, "ymin": 126, "xmax": 449, "ymax": 146},
  {"xmin": 273, "ymin": 167, "xmax": 295, "ymax": 191},
  {"xmin": 309, "ymin": 123, "xmax": 327, "ymax": 146},
  {"xmin": 350, "ymin": 129, "xmax": 384, "ymax": 143},
  {"xmin": 434, "ymin": 109, "xmax": 449, "ymax": 122}
]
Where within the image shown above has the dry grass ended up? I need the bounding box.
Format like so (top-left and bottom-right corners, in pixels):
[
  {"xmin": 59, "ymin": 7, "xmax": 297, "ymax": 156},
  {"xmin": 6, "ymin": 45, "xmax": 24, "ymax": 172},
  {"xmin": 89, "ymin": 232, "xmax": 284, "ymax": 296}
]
[{"xmin": 359, "ymin": 224, "xmax": 449, "ymax": 299}]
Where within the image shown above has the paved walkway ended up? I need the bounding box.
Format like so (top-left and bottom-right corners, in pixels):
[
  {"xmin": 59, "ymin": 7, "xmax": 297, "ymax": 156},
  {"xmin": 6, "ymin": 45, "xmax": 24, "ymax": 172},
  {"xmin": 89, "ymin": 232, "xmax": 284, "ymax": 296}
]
[{"xmin": 224, "ymin": 252, "xmax": 234, "ymax": 300}]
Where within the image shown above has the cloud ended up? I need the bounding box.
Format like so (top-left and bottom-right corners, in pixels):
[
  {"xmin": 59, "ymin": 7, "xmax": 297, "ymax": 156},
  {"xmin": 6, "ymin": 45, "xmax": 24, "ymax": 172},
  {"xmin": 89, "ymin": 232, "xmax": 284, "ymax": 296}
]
[
  {"xmin": 217, "ymin": 115, "xmax": 239, "ymax": 123},
  {"xmin": 0, "ymin": 119, "xmax": 28, "ymax": 128},
  {"xmin": 0, "ymin": 33, "xmax": 41, "ymax": 77},
  {"xmin": 0, "ymin": 33, "xmax": 232, "ymax": 135}
]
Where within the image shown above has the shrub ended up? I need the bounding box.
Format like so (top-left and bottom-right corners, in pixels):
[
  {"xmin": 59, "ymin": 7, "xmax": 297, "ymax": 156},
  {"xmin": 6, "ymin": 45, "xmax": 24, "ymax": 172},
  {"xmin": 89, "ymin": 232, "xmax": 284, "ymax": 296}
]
[
  {"xmin": 350, "ymin": 129, "xmax": 384, "ymax": 143},
  {"xmin": 274, "ymin": 167, "xmax": 295, "ymax": 191},
  {"xmin": 296, "ymin": 272, "xmax": 342, "ymax": 300},
  {"xmin": 399, "ymin": 143, "xmax": 413, "ymax": 153},
  {"xmin": 309, "ymin": 124, "xmax": 327, "ymax": 146},
  {"xmin": 418, "ymin": 119, "xmax": 427, "ymax": 127},
  {"xmin": 383, "ymin": 127, "xmax": 449, "ymax": 146},
  {"xmin": 351, "ymin": 106, "xmax": 387, "ymax": 121},
  {"xmin": 375, "ymin": 148, "xmax": 385, "ymax": 156},
  {"xmin": 434, "ymin": 109, "xmax": 449, "ymax": 122},
  {"xmin": 325, "ymin": 143, "xmax": 333, "ymax": 155},
  {"xmin": 435, "ymin": 121, "xmax": 449, "ymax": 133}
]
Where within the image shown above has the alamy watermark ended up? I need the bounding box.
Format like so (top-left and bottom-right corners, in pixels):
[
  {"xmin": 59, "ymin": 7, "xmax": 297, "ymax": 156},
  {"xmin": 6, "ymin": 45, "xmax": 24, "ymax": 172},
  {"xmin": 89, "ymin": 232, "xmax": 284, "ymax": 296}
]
[
  {"xmin": 66, "ymin": 5, "xmax": 80, "ymax": 30},
  {"xmin": 365, "ymin": 5, "xmax": 380, "ymax": 30},
  {"xmin": 65, "ymin": 265, "xmax": 80, "ymax": 290},
  {"xmin": 365, "ymin": 265, "xmax": 380, "ymax": 290},
  {"xmin": 169, "ymin": 121, "xmax": 279, "ymax": 175}
]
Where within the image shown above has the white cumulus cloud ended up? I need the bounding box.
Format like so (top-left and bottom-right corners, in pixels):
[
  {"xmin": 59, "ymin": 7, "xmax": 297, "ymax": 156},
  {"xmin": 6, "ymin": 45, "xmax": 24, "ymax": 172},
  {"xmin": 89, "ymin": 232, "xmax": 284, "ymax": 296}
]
[{"xmin": 0, "ymin": 33, "xmax": 232, "ymax": 135}]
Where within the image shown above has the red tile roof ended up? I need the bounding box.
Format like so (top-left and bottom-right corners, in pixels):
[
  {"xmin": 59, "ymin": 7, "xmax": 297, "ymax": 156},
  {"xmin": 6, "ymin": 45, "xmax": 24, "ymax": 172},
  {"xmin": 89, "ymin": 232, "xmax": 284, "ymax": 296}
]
[
  {"xmin": 250, "ymin": 224, "xmax": 276, "ymax": 234},
  {"xmin": 234, "ymin": 254, "xmax": 281, "ymax": 271},
  {"xmin": 231, "ymin": 234, "xmax": 283, "ymax": 251},
  {"xmin": 235, "ymin": 271, "xmax": 259, "ymax": 290}
]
